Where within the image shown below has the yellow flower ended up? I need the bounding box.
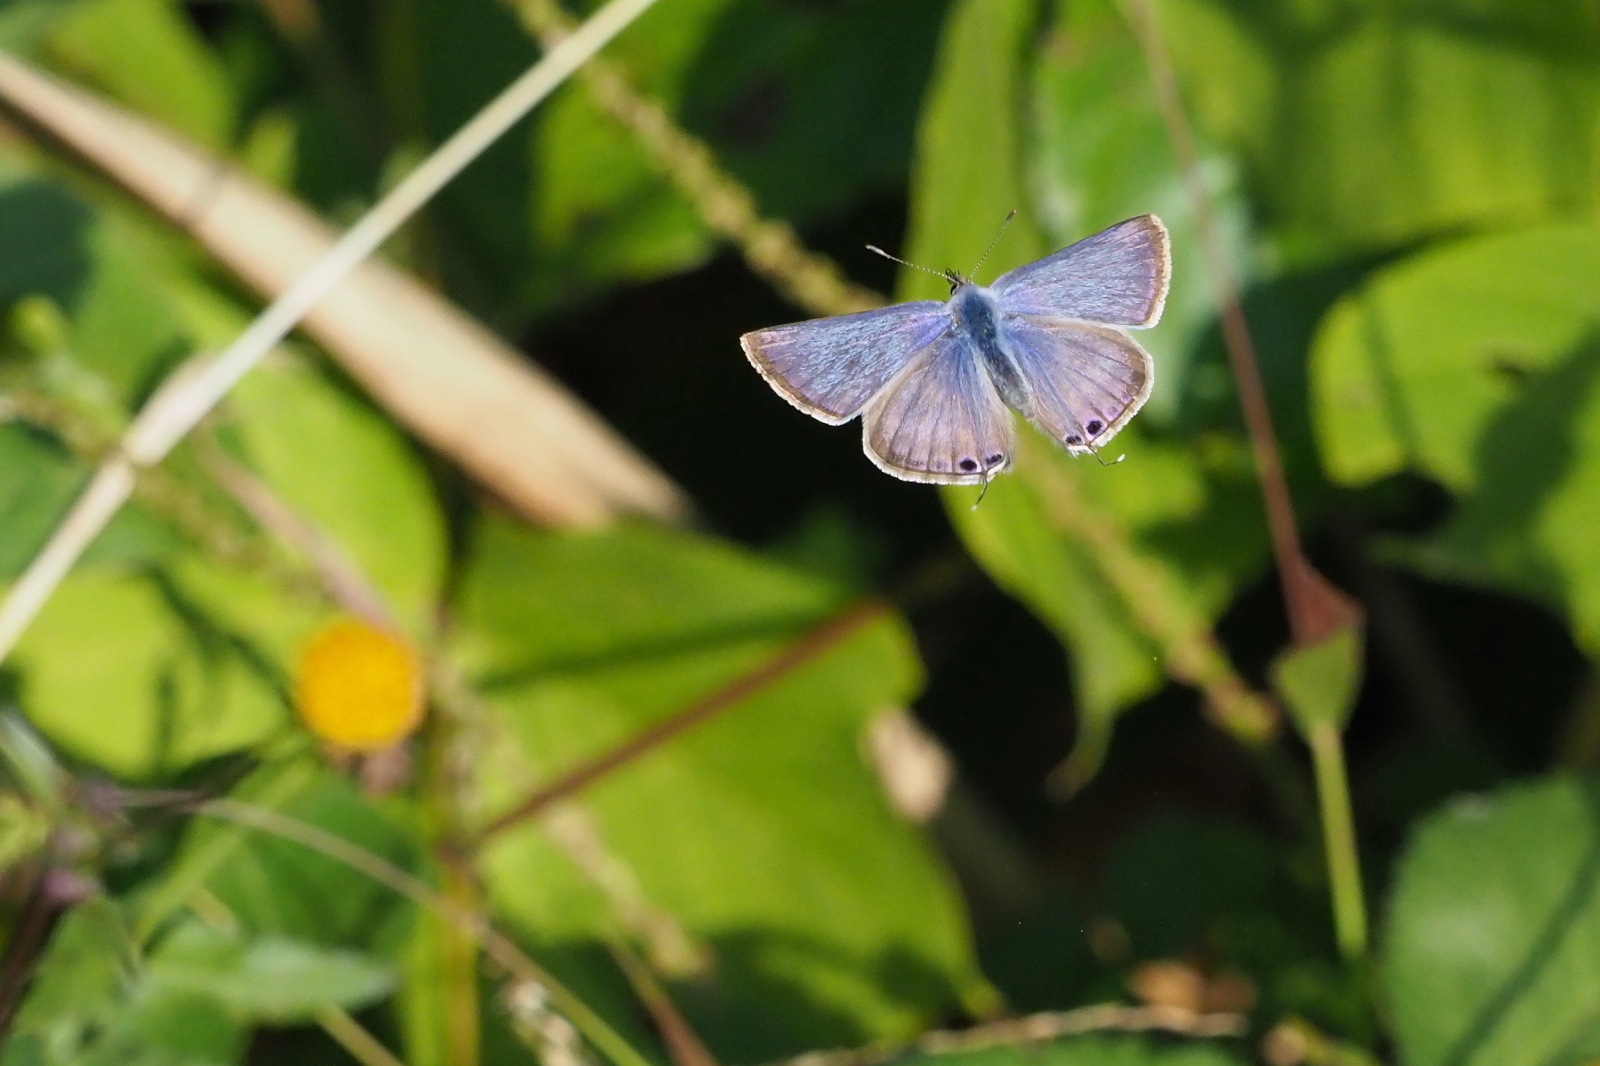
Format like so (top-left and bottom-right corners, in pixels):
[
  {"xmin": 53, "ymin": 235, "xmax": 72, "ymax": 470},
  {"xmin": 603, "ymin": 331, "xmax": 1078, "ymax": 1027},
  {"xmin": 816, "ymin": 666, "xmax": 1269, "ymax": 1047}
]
[{"xmin": 294, "ymin": 618, "xmax": 423, "ymax": 752}]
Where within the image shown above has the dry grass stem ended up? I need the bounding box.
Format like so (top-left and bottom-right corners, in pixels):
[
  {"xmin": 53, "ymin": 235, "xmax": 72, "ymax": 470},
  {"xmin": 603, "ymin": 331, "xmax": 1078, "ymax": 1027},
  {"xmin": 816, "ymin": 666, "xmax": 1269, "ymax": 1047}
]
[
  {"xmin": 776, "ymin": 1003, "xmax": 1245, "ymax": 1066},
  {"xmin": 0, "ymin": 51, "xmax": 686, "ymax": 528},
  {"xmin": 0, "ymin": 0, "xmax": 666, "ymax": 664}
]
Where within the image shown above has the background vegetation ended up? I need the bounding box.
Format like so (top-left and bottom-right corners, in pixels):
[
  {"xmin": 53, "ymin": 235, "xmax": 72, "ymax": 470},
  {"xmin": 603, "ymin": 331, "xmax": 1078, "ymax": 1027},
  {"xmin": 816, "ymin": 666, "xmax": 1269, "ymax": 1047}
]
[{"xmin": 1, "ymin": 0, "xmax": 1599, "ymax": 1064}]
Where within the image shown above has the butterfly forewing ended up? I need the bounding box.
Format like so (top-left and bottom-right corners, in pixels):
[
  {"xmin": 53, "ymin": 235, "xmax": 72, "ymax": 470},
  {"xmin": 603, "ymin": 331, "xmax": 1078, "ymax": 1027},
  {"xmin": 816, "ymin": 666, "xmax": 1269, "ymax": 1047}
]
[
  {"xmin": 997, "ymin": 315, "xmax": 1154, "ymax": 453},
  {"xmin": 740, "ymin": 302, "xmax": 948, "ymax": 424},
  {"xmin": 992, "ymin": 215, "xmax": 1169, "ymax": 328},
  {"xmin": 863, "ymin": 331, "xmax": 1015, "ymax": 484}
]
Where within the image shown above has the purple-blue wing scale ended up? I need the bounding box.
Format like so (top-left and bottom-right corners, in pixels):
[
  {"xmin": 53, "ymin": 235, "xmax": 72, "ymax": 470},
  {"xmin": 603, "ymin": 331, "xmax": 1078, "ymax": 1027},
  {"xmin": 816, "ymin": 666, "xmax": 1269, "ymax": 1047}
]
[
  {"xmin": 992, "ymin": 214, "xmax": 1169, "ymax": 327},
  {"xmin": 862, "ymin": 331, "xmax": 1015, "ymax": 484},
  {"xmin": 740, "ymin": 302, "xmax": 948, "ymax": 424},
  {"xmin": 997, "ymin": 315, "xmax": 1154, "ymax": 453}
]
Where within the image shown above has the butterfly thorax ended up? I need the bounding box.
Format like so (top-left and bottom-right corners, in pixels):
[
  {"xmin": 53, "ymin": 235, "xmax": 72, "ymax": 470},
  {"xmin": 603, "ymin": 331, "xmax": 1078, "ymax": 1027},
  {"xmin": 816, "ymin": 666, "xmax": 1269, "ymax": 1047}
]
[{"xmin": 947, "ymin": 283, "xmax": 1031, "ymax": 414}]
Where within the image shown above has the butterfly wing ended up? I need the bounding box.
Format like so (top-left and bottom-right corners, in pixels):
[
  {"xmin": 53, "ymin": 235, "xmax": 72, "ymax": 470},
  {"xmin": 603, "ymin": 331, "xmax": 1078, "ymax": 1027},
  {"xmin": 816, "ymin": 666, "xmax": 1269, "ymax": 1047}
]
[
  {"xmin": 862, "ymin": 331, "xmax": 1015, "ymax": 484},
  {"xmin": 741, "ymin": 302, "xmax": 949, "ymax": 424},
  {"xmin": 999, "ymin": 314, "xmax": 1154, "ymax": 454},
  {"xmin": 992, "ymin": 215, "xmax": 1170, "ymax": 328}
]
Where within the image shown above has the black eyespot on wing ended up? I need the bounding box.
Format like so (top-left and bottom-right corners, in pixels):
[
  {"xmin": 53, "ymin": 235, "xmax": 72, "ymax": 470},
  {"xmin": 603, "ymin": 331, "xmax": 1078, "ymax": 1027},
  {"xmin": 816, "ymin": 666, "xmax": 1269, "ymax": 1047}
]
[
  {"xmin": 958, "ymin": 458, "xmax": 978, "ymax": 472},
  {"xmin": 986, "ymin": 453, "xmax": 1004, "ymax": 466},
  {"xmin": 1085, "ymin": 419, "xmax": 1104, "ymax": 436},
  {"xmin": 1064, "ymin": 434, "xmax": 1082, "ymax": 445}
]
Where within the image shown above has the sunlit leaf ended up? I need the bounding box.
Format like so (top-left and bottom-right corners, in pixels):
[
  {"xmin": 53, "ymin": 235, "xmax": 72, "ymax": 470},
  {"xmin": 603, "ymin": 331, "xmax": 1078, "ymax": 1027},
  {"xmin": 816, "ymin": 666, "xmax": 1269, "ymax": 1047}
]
[
  {"xmin": 9, "ymin": 563, "xmax": 291, "ymax": 779},
  {"xmin": 0, "ymin": 425, "xmax": 82, "ymax": 582},
  {"xmin": 1311, "ymin": 223, "xmax": 1600, "ymax": 650},
  {"xmin": 1160, "ymin": 0, "xmax": 1600, "ymax": 256},
  {"xmin": 1384, "ymin": 773, "xmax": 1600, "ymax": 1066},
  {"xmin": 456, "ymin": 518, "xmax": 984, "ymax": 1060},
  {"xmin": 1031, "ymin": 0, "xmax": 1250, "ymax": 419},
  {"xmin": 42, "ymin": 0, "xmax": 235, "ymax": 149},
  {"xmin": 901, "ymin": 0, "xmax": 1047, "ymax": 300},
  {"xmin": 147, "ymin": 921, "xmax": 396, "ymax": 1023},
  {"xmin": 223, "ymin": 357, "xmax": 447, "ymax": 635}
]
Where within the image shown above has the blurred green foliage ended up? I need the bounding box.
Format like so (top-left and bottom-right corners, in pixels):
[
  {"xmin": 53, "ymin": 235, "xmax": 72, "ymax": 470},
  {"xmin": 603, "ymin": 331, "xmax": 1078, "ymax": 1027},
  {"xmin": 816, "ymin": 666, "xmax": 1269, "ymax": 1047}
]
[{"xmin": 0, "ymin": 0, "xmax": 1599, "ymax": 1064}]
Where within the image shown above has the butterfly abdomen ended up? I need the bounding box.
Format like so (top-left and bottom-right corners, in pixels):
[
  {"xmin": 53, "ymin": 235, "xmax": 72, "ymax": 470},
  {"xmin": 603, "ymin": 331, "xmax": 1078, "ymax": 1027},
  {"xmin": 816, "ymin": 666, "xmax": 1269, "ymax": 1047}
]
[{"xmin": 949, "ymin": 284, "xmax": 1031, "ymax": 416}]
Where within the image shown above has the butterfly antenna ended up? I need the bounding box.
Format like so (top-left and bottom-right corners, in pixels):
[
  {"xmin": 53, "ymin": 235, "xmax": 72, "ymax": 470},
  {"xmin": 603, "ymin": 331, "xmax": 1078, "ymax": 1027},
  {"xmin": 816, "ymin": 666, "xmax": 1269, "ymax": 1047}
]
[
  {"xmin": 973, "ymin": 470, "xmax": 992, "ymax": 509},
  {"xmin": 1089, "ymin": 442, "xmax": 1126, "ymax": 467},
  {"xmin": 969, "ymin": 209, "xmax": 1017, "ymax": 281},
  {"xmin": 865, "ymin": 244, "xmax": 947, "ymax": 280}
]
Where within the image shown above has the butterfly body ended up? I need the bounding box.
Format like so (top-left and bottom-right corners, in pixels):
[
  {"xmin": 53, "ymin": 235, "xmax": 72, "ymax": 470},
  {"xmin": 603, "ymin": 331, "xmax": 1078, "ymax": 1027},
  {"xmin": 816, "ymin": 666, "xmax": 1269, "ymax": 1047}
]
[
  {"xmin": 948, "ymin": 282, "xmax": 1032, "ymax": 418},
  {"xmin": 741, "ymin": 215, "xmax": 1170, "ymax": 485}
]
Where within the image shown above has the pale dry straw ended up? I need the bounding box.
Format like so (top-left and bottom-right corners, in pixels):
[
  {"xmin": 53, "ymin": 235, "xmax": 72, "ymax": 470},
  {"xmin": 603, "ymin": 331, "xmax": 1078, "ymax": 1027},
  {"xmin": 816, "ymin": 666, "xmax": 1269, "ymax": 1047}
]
[{"xmin": 0, "ymin": 0, "xmax": 661, "ymax": 662}]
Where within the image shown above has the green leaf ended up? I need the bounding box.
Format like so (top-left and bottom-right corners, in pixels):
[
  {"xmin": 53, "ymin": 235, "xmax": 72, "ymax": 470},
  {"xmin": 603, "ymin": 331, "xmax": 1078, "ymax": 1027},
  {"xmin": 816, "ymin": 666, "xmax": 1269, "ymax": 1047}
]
[
  {"xmin": 900, "ymin": 0, "xmax": 1047, "ymax": 302},
  {"xmin": 1310, "ymin": 223, "xmax": 1600, "ymax": 651},
  {"xmin": 43, "ymin": 0, "xmax": 235, "ymax": 149},
  {"xmin": 1031, "ymin": 0, "xmax": 1251, "ymax": 419},
  {"xmin": 11, "ymin": 897, "xmax": 135, "ymax": 1047},
  {"xmin": 1383, "ymin": 773, "xmax": 1600, "ymax": 1066},
  {"xmin": 1272, "ymin": 625, "xmax": 1364, "ymax": 735},
  {"xmin": 944, "ymin": 428, "xmax": 1264, "ymax": 780},
  {"xmin": 9, "ymin": 562, "xmax": 291, "ymax": 779},
  {"xmin": 155, "ymin": 760, "xmax": 417, "ymax": 951},
  {"xmin": 0, "ymin": 177, "xmax": 95, "ymax": 314},
  {"xmin": 9, "ymin": 905, "xmax": 257, "ymax": 1066},
  {"xmin": 0, "ymin": 424, "xmax": 83, "ymax": 582},
  {"xmin": 222, "ymin": 356, "xmax": 446, "ymax": 634},
  {"xmin": 78, "ymin": 988, "xmax": 242, "ymax": 1066},
  {"xmin": 0, "ymin": 171, "xmax": 192, "ymax": 412},
  {"xmin": 0, "ymin": 791, "xmax": 50, "ymax": 869},
  {"xmin": 147, "ymin": 921, "xmax": 396, "ymax": 1024},
  {"xmin": 455, "ymin": 518, "xmax": 983, "ymax": 1060},
  {"xmin": 1160, "ymin": 0, "xmax": 1600, "ymax": 257}
]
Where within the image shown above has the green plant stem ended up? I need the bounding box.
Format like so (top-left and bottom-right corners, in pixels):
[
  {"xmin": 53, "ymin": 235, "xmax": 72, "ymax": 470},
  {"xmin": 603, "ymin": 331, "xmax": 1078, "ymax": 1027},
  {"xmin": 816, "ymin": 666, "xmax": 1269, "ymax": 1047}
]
[
  {"xmin": 316, "ymin": 1006, "xmax": 411, "ymax": 1066},
  {"xmin": 195, "ymin": 799, "xmax": 655, "ymax": 1066},
  {"xmin": 1308, "ymin": 723, "xmax": 1366, "ymax": 958}
]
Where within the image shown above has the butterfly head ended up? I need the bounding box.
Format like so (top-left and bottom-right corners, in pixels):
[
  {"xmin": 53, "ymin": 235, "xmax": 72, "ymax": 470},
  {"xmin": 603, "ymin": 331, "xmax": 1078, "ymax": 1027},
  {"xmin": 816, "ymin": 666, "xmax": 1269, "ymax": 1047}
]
[{"xmin": 944, "ymin": 269, "xmax": 968, "ymax": 295}]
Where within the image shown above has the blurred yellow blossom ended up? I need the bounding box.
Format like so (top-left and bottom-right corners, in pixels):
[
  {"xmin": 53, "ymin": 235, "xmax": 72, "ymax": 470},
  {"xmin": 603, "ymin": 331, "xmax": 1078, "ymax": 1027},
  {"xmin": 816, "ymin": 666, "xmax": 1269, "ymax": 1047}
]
[{"xmin": 294, "ymin": 618, "xmax": 423, "ymax": 752}]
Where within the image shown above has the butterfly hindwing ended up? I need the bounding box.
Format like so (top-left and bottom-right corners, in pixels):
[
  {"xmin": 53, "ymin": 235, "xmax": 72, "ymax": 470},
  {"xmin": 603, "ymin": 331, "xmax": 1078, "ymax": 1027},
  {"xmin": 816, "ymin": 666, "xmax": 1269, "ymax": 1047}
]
[
  {"xmin": 740, "ymin": 302, "xmax": 949, "ymax": 424},
  {"xmin": 992, "ymin": 214, "xmax": 1169, "ymax": 328},
  {"xmin": 863, "ymin": 330, "xmax": 1016, "ymax": 484},
  {"xmin": 997, "ymin": 314, "xmax": 1154, "ymax": 453}
]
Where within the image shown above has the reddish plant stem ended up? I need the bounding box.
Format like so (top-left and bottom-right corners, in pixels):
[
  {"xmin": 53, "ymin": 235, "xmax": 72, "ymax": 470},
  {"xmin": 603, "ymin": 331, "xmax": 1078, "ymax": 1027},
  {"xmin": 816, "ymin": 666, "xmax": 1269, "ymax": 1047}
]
[
  {"xmin": 607, "ymin": 938, "xmax": 721, "ymax": 1066},
  {"xmin": 1121, "ymin": 0, "xmax": 1357, "ymax": 646},
  {"xmin": 472, "ymin": 601, "xmax": 888, "ymax": 845}
]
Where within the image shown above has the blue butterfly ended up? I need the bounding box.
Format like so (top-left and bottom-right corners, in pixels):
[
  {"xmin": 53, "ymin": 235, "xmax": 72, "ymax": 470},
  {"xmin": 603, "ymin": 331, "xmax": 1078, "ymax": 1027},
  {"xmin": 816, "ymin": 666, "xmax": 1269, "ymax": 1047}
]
[{"xmin": 740, "ymin": 215, "xmax": 1170, "ymax": 484}]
